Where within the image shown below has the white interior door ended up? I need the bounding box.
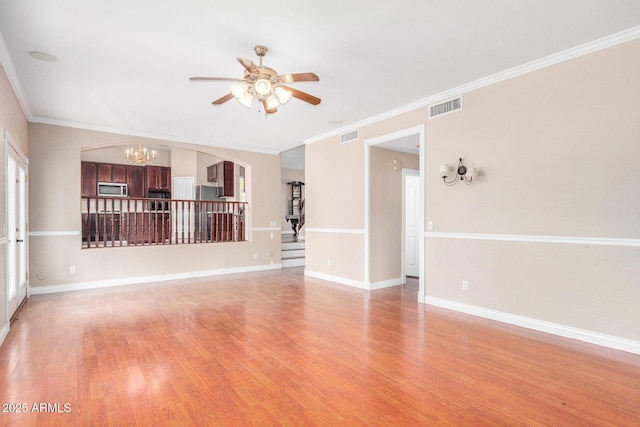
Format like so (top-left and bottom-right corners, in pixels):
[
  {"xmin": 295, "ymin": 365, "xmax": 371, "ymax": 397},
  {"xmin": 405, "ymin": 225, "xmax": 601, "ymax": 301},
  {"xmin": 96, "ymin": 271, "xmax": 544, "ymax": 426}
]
[
  {"xmin": 404, "ymin": 169, "xmax": 420, "ymax": 277},
  {"xmin": 6, "ymin": 142, "xmax": 28, "ymax": 320}
]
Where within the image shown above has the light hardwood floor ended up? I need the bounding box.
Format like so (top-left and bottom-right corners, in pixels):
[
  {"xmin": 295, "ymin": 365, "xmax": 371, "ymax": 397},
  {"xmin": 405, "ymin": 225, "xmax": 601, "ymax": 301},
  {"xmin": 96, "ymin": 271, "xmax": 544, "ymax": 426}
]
[{"xmin": 1, "ymin": 268, "xmax": 639, "ymax": 426}]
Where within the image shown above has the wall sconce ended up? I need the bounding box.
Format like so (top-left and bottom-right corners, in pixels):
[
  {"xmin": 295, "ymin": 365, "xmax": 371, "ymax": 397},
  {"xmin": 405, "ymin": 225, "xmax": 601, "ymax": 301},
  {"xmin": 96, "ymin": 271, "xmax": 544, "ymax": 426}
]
[{"xmin": 440, "ymin": 158, "xmax": 475, "ymax": 186}]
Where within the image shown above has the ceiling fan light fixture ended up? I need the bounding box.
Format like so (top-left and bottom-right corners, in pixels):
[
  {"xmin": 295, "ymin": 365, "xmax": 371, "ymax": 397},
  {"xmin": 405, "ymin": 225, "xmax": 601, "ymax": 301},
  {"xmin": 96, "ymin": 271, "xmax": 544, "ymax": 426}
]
[
  {"xmin": 236, "ymin": 93, "xmax": 254, "ymax": 108},
  {"xmin": 266, "ymin": 94, "xmax": 280, "ymax": 110},
  {"xmin": 230, "ymin": 82, "xmax": 248, "ymax": 99},
  {"xmin": 254, "ymin": 78, "xmax": 272, "ymax": 96},
  {"xmin": 190, "ymin": 45, "xmax": 320, "ymax": 114},
  {"xmin": 275, "ymin": 86, "xmax": 292, "ymax": 104}
]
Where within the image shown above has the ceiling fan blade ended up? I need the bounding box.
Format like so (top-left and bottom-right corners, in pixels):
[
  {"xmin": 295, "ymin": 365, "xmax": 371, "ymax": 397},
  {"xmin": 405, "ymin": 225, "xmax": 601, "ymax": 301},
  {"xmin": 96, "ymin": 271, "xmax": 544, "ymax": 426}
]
[
  {"xmin": 282, "ymin": 85, "xmax": 321, "ymax": 105},
  {"xmin": 262, "ymin": 100, "xmax": 278, "ymax": 114},
  {"xmin": 237, "ymin": 57, "xmax": 258, "ymax": 74},
  {"xmin": 212, "ymin": 93, "xmax": 235, "ymax": 105},
  {"xmin": 190, "ymin": 76, "xmax": 243, "ymax": 82},
  {"xmin": 277, "ymin": 72, "xmax": 319, "ymax": 83}
]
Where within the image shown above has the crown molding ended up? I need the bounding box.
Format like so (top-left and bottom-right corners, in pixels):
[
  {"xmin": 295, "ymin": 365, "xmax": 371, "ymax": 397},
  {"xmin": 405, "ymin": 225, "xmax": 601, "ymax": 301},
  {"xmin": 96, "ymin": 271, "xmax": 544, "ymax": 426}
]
[
  {"xmin": 30, "ymin": 116, "xmax": 281, "ymax": 155},
  {"xmin": 305, "ymin": 25, "xmax": 640, "ymax": 145}
]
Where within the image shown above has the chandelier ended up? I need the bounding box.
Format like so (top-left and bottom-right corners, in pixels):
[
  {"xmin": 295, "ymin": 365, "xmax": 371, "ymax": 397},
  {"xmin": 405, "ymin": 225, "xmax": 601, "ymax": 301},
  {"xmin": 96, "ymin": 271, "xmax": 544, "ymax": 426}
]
[{"xmin": 125, "ymin": 145, "xmax": 156, "ymax": 166}]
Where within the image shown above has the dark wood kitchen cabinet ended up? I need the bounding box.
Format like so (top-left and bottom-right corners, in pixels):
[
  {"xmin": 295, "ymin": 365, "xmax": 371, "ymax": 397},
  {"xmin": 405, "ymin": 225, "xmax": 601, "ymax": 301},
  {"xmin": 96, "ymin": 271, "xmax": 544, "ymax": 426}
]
[
  {"xmin": 206, "ymin": 164, "xmax": 217, "ymax": 181},
  {"xmin": 83, "ymin": 161, "xmax": 171, "ymax": 198},
  {"xmin": 207, "ymin": 161, "xmax": 234, "ymax": 197},
  {"xmin": 127, "ymin": 165, "xmax": 146, "ymax": 198},
  {"xmin": 84, "ymin": 161, "xmax": 128, "ymax": 197},
  {"xmin": 81, "ymin": 162, "xmax": 98, "ymax": 197},
  {"xmin": 98, "ymin": 163, "xmax": 127, "ymax": 183},
  {"xmin": 146, "ymin": 166, "xmax": 171, "ymax": 193}
]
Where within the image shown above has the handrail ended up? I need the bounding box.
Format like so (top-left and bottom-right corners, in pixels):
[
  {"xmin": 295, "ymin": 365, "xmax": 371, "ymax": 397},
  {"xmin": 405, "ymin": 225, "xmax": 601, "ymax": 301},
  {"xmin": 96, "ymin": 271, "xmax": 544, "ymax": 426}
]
[{"xmin": 81, "ymin": 197, "xmax": 247, "ymax": 248}]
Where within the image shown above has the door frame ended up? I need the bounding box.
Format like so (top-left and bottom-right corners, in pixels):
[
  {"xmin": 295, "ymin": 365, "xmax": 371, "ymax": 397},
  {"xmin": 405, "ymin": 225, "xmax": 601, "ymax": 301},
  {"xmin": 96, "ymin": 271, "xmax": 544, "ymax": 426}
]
[
  {"xmin": 4, "ymin": 129, "xmax": 29, "ymax": 330},
  {"xmin": 364, "ymin": 124, "xmax": 425, "ymax": 298}
]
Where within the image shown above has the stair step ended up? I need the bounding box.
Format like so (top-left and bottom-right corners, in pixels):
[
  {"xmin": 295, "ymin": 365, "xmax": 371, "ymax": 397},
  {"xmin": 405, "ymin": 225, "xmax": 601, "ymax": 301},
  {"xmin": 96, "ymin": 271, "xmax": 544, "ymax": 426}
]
[
  {"xmin": 282, "ymin": 249, "xmax": 305, "ymax": 259},
  {"xmin": 282, "ymin": 257, "xmax": 305, "ymax": 268},
  {"xmin": 282, "ymin": 241, "xmax": 305, "ymax": 250}
]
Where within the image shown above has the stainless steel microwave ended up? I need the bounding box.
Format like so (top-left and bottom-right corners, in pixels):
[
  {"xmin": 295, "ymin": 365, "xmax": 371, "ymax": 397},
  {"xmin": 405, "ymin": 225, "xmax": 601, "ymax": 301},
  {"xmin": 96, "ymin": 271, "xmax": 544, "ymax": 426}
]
[{"xmin": 97, "ymin": 182, "xmax": 128, "ymax": 197}]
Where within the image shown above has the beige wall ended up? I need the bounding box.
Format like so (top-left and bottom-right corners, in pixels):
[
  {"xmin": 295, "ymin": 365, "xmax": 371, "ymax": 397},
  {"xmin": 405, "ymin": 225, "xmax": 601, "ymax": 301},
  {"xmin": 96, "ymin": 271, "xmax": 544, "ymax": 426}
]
[
  {"xmin": 0, "ymin": 63, "xmax": 29, "ymax": 331},
  {"xmin": 304, "ymin": 134, "xmax": 367, "ymax": 283},
  {"xmin": 28, "ymin": 123, "xmax": 282, "ymax": 288},
  {"xmin": 370, "ymin": 147, "xmax": 419, "ymax": 284},
  {"xmin": 305, "ymin": 39, "xmax": 640, "ymax": 342},
  {"xmin": 423, "ymin": 38, "xmax": 640, "ymax": 341}
]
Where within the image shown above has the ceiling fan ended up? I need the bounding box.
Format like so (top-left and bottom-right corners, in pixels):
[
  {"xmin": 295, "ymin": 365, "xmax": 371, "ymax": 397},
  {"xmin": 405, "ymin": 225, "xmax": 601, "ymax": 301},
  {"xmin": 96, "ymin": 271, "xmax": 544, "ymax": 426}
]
[{"xmin": 190, "ymin": 45, "xmax": 321, "ymax": 115}]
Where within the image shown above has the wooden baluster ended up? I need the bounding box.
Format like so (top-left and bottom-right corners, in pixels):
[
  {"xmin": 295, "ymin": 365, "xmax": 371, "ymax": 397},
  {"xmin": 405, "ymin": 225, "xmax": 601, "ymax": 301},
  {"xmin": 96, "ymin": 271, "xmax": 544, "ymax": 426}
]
[
  {"xmin": 134, "ymin": 200, "xmax": 139, "ymax": 246},
  {"xmin": 116, "ymin": 199, "xmax": 122, "ymax": 246},
  {"xmin": 147, "ymin": 203, "xmax": 152, "ymax": 245},
  {"xmin": 125, "ymin": 198, "xmax": 130, "ymax": 246},
  {"xmin": 92, "ymin": 198, "xmax": 98, "ymax": 248},
  {"xmin": 188, "ymin": 201, "xmax": 192, "ymax": 244},
  {"xmin": 83, "ymin": 198, "xmax": 88, "ymax": 248}
]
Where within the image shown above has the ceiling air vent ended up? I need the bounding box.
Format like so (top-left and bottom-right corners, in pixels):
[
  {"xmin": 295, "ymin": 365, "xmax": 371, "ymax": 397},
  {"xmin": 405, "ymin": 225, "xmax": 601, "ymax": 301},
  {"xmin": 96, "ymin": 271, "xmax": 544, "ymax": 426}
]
[
  {"xmin": 340, "ymin": 129, "xmax": 359, "ymax": 144},
  {"xmin": 429, "ymin": 96, "xmax": 462, "ymax": 119}
]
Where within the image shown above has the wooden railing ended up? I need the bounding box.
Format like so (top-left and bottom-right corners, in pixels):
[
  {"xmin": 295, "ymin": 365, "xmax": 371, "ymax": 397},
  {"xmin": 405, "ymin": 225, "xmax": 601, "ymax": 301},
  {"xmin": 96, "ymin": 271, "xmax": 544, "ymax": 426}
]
[{"xmin": 81, "ymin": 197, "xmax": 247, "ymax": 248}]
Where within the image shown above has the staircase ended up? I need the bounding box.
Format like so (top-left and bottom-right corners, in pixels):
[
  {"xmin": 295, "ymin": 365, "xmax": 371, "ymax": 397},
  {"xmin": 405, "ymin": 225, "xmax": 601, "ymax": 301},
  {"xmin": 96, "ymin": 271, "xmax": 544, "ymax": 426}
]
[{"xmin": 281, "ymin": 236, "xmax": 305, "ymax": 268}]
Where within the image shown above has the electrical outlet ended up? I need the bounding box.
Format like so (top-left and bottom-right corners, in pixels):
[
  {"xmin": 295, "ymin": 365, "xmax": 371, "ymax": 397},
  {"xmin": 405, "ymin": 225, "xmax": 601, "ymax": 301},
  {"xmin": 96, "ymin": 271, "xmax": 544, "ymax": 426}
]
[
  {"xmin": 462, "ymin": 280, "xmax": 468, "ymax": 291},
  {"xmin": 327, "ymin": 259, "xmax": 332, "ymax": 266},
  {"xmin": 70, "ymin": 266, "xmax": 76, "ymax": 274},
  {"xmin": 428, "ymin": 221, "xmax": 433, "ymax": 230}
]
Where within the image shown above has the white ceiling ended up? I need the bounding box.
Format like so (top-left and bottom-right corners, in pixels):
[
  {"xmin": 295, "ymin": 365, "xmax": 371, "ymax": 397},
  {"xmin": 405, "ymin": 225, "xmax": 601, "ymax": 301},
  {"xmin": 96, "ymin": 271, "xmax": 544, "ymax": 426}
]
[{"xmin": 1, "ymin": 1, "xmax": 639, "ymax": 154}]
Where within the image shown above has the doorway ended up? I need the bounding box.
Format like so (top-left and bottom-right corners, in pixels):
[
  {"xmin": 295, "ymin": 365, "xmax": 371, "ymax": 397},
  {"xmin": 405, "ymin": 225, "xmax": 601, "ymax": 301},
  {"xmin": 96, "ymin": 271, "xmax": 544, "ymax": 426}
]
[
  {"xmin": 364, "ymin": 124, "xmax": 425, "ymax": 298},
  {"xmin": 5, "ymin": 132, "xmax": 28, "ymax": 321}
]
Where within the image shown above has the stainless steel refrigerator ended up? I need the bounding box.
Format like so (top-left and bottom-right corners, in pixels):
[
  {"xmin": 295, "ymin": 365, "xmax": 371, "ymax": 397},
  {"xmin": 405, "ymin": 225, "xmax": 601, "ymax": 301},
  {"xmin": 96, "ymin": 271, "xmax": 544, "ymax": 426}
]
[
  {"xmin": 194, "ymin": 185, "xmax": 224, "ymax": 239},
  {"xmin": 195, "ymin": 185, "xmax": 223, "ymax": 201}
]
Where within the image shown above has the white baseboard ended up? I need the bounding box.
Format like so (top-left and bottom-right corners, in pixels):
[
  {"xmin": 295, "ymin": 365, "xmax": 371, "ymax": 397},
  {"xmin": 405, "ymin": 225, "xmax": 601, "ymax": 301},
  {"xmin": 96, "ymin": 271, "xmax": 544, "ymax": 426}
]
[
  {"xmin": 425, "ymin": 296, "xmax": 640, "ymax": 355},
  {"xmin": 304, "ymin": 272, "xmax": 405, "ymax": 291},
  {"xmin": 30, "ymin": 264, "xmax": 283, "ymax": 295},
  {"xmin": 304, "ymin": 270, "xmax": 368, "ymax": 290},
  {"xmin": 0, "ymin": 322, "xmax": 9, "ymax": 347},
  {"xmin": 370, "ymin": 277, "xmax": 404, "ymax": 290}
]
